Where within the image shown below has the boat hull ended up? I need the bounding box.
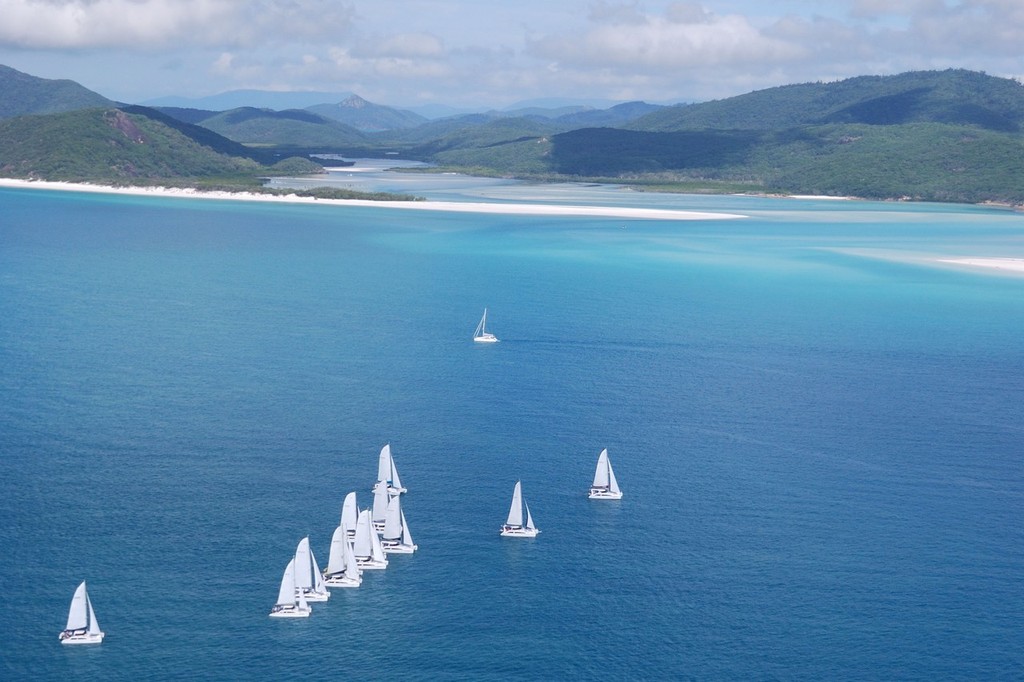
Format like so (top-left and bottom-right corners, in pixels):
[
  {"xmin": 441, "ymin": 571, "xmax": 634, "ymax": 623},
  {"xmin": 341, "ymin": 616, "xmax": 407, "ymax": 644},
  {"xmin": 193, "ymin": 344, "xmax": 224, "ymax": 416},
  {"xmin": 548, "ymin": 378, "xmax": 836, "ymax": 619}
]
[
  {"xmin": 323, "ymin": 576, "xmax": 362, "ymax": 588},
  {"xmin": 354, "ymin": 558, "xmax": 388, "ymax": 570},
  {"xmin": 269, "ymin": 606, "xmax": 311, "ymax": 618},
  {"xmin": 588, "ymin": 488, "xmax": 623, "ymax": 500},
  {"xmin": 382, "ymin": 543, "xmax": 417, "ymax": 554},
  {"xmin": 500, "ymin": 526, "xmax": 539, "ymax": 538},
  {"xmin": 296, "ymin": 589, "xmax": 330, "ymax": 602},
  {"xmin": 59, "ymin": 632, "xmax": 104, "ymax": 645},
  {"xmin": 473, "ymin": 335, "xmax": 498, "ymax": 343}
]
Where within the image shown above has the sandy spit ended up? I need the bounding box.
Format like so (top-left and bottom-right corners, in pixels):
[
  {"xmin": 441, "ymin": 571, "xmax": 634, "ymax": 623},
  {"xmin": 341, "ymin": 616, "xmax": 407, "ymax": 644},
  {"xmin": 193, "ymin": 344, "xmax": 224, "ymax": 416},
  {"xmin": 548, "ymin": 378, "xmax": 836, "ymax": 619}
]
[{"xmin": 0, "ymin": 179, "xmax": 746, "ymax": 221}]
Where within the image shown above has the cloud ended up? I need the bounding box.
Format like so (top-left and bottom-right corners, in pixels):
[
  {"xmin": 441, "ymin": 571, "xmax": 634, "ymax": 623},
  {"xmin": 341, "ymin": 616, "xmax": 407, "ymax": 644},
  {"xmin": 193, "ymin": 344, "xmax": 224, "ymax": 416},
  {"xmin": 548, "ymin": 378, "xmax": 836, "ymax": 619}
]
[
  {"xmin": 527, "ymin": 3, "xmax": 805, "ymax": 71},
  {"xmin": 0, "ymin": 0, "xmax": 355, "ymax": 50}
]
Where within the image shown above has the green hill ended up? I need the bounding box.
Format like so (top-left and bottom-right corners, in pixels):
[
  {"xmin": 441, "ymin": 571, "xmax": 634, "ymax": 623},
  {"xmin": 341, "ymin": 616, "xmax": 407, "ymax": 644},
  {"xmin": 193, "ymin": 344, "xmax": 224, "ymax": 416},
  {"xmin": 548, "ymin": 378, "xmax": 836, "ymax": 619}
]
[
  {"xmin": 0, "ymin": 64, "xmax": 114, "ymax": 119},
  {"xmin": 630, "ymin": 69, "xmax": 1024, "ymax": 132},
  {"xmin": 0, "ymin": 106, "xmax": 321, "ymax": 182},
  {"xmin": 198, "ymin": 107, "xmax": 366, "ymax": 147},
  {"xmin": 306, "ymin": 94, "xmax": 426, "ymax": 131}
]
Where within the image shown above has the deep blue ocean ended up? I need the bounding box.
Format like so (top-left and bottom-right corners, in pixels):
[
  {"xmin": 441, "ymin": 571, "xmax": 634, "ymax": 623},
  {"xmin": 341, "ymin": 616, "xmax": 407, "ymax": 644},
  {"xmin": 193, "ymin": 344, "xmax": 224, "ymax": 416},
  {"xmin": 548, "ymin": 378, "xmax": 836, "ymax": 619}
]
[{"xmin": 1, "ymin": 169, "xmax": 1023, "ymax": 680}]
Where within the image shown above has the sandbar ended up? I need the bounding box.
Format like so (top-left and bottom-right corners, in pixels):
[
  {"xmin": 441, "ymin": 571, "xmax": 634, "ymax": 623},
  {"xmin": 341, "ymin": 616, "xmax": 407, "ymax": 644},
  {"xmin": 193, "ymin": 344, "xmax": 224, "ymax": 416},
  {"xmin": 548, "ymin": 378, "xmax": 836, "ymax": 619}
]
[
  {"xmin": 0, "ymin": 178, "xmax": 745, "ymax": 221},
  {"xmin": 937, "ymin": 258, "xmax": 1024, "ymax": 273}
]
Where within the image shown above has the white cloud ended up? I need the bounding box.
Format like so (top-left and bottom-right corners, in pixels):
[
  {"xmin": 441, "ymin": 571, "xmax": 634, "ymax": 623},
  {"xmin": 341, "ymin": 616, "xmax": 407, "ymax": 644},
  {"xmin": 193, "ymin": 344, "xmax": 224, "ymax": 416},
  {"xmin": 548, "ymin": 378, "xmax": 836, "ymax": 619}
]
[{"xmin": 0, "ymin": 0, "xmax": 355, "ymax": 49}]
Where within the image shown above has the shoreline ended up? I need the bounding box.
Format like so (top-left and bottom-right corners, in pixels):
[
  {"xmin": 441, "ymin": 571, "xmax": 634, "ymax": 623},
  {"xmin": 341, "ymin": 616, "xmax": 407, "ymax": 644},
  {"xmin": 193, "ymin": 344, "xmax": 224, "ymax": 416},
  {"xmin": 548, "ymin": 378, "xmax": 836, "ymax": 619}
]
[{"xmin": 0, "ymin": 178, "xmax": 746, "ymax": 221}]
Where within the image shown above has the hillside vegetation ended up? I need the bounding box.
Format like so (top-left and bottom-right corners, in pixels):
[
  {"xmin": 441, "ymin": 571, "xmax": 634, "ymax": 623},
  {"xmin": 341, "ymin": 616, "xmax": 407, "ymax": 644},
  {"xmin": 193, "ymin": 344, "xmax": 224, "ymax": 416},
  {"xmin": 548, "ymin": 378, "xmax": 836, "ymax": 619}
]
[{"xmin": 0, "ymin": 64, "xmax": 114, "ymax": 119}]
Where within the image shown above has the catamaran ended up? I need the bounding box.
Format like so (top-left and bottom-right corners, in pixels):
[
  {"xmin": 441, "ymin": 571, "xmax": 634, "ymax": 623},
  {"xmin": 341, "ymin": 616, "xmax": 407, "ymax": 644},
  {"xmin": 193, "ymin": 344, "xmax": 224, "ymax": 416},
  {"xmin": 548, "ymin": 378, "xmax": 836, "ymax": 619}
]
[
  {"xmin": 353, "ymin": 509, "xmax": 389, "ymax": 569},
  {"xmin": 323, "ymin": 524, "xmax": 362, "ymax": 588},
  {"xmin": 59, "ymin": 581, "xmax": 104, "ymax": 644},
  {"xmin": 381, "ymin": 495, "xmax": 418, "ymax": 554},
  {"xmin": 341, "ymin": 491, "xmax": 358, "ymax": 540},
  {"xmin": 500, "ymin": 480, "xmax": 539, "ymax": 537},
  {"xmin": 588, "ymin": 448, "xmax": 623, "ymax": 499},
  {"xmin": 269, "ymin": 559, "xmax": 311, "ymax": 618},
  {"xmin": 294, "ymin": 536, "xmax": 330, "ymax": 602},
  {"xmin": 473, "ymin": 308, "xmax": 499, "ymax": 343},
  {"xmin": 375, "ymin": 443, "xmax": 407, "ymax": 494}
]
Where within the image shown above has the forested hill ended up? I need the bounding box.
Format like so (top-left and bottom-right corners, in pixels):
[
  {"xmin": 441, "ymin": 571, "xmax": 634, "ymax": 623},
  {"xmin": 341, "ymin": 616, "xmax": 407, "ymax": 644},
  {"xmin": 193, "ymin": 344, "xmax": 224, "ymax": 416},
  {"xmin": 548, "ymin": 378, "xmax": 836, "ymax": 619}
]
[
  {"xmin": 0, "ymin": 64, "xmax": 114, "ymax": 119},
  {"xmin": 629, "ymin": 70, "xmax": 1024, "ymax": 133}
]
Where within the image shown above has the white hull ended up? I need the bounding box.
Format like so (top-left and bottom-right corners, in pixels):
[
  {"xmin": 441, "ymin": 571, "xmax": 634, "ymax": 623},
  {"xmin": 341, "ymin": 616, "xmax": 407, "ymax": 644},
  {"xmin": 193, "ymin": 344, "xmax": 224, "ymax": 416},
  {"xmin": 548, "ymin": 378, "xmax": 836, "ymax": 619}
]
[
  {"xmin": 269, "ymin": 605, "xmax": 311, "ymax": 618},
  {"xmin": 354, "ymin": 557, "xmax": 389, "ymax": 570},
  {"xmin": 323, "ymin": 575, "xmax": 362, "ymax": 588},
  {"xmin": 473, "ymin": 334, "xmax": 498, "ymax": 343},
  {"xmin": 500, "ymin": 525, "xmax": 539, "ymax": 538},
  {"xmin": 297, "ymin": 588, "xmax": 330, "ymax": 603},
  {"xmin": 382, "ymin": 542, "xmax": 417, "ymax": 554},
  {"xmin": 60, "ymin": 632, "xmax": 104, "ymax": 645},
  {"xmin": 588, "ymin": 487, "xmax": 623, "ymax": 500}
]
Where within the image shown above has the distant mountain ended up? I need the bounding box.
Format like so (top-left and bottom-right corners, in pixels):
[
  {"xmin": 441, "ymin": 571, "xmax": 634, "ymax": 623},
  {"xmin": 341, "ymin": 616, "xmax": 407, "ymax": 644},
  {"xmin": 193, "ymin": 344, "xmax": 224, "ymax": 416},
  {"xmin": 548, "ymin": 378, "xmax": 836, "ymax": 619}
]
[
  {"xmin": 306, "ymin": 94, "xmax": 426, "ymax": 132},
  {"xmin": 554, "ymin": 101, "xmax": 665, "ymax": 127},
  {"xmin": 0, "ymin": 105, "xmax": 320, "ymax": 181},
  {"xmin": 197, "ymin": 107, "xmax": 366, "ymax": 147},
  {"xmin": 630, "ymin": 69, "xmax": 1024, "ymax": 133},
  {"xmin": 0, "ymin": 64, "xmax": 114, "ymax": 119},
  {"xmin": 152, "ymin": 106, "xmax": 221, "ymax": 125},
  {"xmin": 142, "ymin": 89, "xmax": 352, "ymax": 112}
]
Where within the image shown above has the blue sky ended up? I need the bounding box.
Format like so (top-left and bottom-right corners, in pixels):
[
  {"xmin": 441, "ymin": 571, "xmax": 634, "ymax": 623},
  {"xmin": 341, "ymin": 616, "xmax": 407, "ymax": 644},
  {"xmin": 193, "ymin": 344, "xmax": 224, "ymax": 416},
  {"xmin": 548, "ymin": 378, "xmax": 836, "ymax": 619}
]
[{"xmin": 1, "ymin": 0, "xmax": 1022, "ymax": 108}]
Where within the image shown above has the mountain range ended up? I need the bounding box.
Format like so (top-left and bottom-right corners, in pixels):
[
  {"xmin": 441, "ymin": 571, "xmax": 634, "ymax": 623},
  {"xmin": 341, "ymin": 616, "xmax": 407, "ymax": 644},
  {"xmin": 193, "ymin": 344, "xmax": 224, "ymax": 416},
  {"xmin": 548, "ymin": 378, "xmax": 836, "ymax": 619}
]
[{"xmin": 4, "ymin": 64, "xmax": 1024, "ymax": 204}]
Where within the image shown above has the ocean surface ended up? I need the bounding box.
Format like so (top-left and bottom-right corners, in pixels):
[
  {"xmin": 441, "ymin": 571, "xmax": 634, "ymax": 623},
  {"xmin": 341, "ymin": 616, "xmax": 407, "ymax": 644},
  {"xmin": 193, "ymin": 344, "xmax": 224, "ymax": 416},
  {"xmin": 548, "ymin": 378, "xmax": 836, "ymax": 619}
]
[{"xmin": 1, "ymin": 167, "xmax": 1023, "ymax": 680}]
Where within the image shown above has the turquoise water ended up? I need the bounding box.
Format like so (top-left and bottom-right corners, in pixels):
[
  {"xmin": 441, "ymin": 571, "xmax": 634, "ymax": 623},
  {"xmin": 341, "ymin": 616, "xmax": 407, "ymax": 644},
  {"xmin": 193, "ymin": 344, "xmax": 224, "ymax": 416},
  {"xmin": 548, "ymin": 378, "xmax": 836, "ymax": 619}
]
[{"xmin": 1, "ymin": 180, "xmax": 1023, "ymax": 680}]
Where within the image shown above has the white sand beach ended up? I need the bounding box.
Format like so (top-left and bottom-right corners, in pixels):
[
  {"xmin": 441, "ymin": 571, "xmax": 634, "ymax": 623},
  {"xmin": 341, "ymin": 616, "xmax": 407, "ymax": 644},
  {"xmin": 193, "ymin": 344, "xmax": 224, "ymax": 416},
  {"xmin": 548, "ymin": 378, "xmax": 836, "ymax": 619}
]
[
  {"xmin": 0, "ymin": 178, "xmax": 746, "ymax": 221},
  {"xmin": 937, "ymin": 258, "xmax": 1024, "ymax": 273}
]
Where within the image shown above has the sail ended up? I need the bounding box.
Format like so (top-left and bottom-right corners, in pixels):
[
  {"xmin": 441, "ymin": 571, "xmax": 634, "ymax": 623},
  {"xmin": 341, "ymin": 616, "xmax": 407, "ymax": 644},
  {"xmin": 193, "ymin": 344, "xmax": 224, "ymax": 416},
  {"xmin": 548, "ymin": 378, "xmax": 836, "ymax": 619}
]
[
  {"xmin": 370, "ymin": 522, "xmax": 388, "ymax": 563},
  {"xmin": 506, "ymin": 480, "xmax": 524, "ymax": 527},
  {"xmin": 341, "ymin": 492, "xmax": 358, "ymax": 530},
  {"xmin": 353, "ymin": 510, "xmax": 373, "ymax": 558},
  {"xmin": 311, "ymin": 550, "xmax": 327, "ymax": 595},
  {"xmin": 65, "ymin": 582, "xmax": 88, "ymax": 631},
  {"xmin": 372, "ymin": 481, "xmax": 390, "ymax": 525},
  {"xmin": 390, "ymin": 456, "xmax": 404, "ymax": 492},
  {"xmin": 401, "ymin": 509, "xmax": 415, "ymax": 547},
  {"xmin": 383, "ymin": 495, "xmax": 402, "ymax": 541},
  {"xmin": 593, "ymin": 448, "xmax": 610, "ymax": 488},
  {"xmin": 607, "ymin": 455, "xmax": 620, "ymax": 494},
  {"xmin": 377, "ymin": 444, "xmax": 392, "ymax": 483},
  {"xmin": 276, "ymin": 559, "xmax": 296, "ymax": 606},
  {"xmin": 296, "ymin": 586, "xmax": 309, "ymax": 612},
  {"xmin": 294, "ymin": 537, "xmax": 313, "ymax": 589},
  {"xmin": 474, "ymin": 309, "xmax": 487, "ymax": 337},
  {"xmin": 326, "ymin": 525, "xmax": 347, "ymax": 575},
  {"xmin": 343, "ymin": 538, "xmax": 360, "ymax": 580},
  {"xmin": 525, "ymin": 501, "xmax": 536, "ymax": 531},
  {"xmin": 86, "ymin": 594, "xmax": 101, "ymax": 636}
]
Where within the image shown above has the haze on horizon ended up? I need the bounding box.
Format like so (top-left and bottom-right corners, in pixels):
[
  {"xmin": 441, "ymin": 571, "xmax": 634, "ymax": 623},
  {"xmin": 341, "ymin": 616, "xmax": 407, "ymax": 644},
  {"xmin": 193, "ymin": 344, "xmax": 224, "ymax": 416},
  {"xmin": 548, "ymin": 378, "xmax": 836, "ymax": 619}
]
[{"xmin": 1, "ymin": 0, "xmax": 1022, "ymax": 110}]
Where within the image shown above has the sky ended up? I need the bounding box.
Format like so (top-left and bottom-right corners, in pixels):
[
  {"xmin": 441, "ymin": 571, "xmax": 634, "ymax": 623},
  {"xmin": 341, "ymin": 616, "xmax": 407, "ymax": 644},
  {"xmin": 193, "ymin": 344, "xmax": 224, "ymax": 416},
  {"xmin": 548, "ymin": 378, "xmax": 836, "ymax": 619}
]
[{"xmin": 1, "ymin": 0, "xmax": 1023, "ymax": 110}]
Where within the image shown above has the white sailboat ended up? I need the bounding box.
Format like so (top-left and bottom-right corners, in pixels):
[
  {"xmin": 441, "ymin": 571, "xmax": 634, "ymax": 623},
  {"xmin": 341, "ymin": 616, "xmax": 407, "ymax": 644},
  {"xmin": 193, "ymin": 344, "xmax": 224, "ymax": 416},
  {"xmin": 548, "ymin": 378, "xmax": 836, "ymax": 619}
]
[
  {"xmin": 294, "ymin": 536, "xmax": 330, "ymax": 602},
  {"xmin": 374, "ymin": 443, "xmax": 407, "ymax": 495},
  {"xmin": 588, "ymin": 448, "xmax": 623, "ymax": 499},
  {"xmin": 269, "ymin": 558, "xmax": 311, "ymax": 618},
  {"xmin": 371, "ymin": 479, "xmax": 391, "ymax": 532},
  {"xmin": 473, "ymin": 308, "xmax": 499, "ymax": 343},
  {"xmin": 381, "ymin": 495, "xmax": 418, "ymax": 554},
  {"xmin": 59, "ymin": 581, "xmax": 104, "ymax": 644},
  {"xmin": 353, "ymin": 509, "xmax": 389, "ymax": 570},
  {"xmin": 500, "ymin": 480, "xmax": 539, "ymax": 537},
  {"xmin": 341, "ymin": 491, "xmax": 358, "ymax": 540},
  {"xmin": 323, "ymin": 524, "xmax": 362, "ymax": 588}
]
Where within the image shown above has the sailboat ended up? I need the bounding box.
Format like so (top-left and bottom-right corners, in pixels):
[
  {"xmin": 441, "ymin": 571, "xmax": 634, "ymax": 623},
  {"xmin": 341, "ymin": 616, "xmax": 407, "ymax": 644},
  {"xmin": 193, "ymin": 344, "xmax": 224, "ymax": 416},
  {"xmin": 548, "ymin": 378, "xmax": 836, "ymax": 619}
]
[
  {"xmin": 500, "ymin": 480, "xmax": 539, "ymax": 537},
  {"xmin": 323, "ymin": 524, "xmax": 362, "ymax": 588},
  {"xmin": 374, "ymin": 443, "xmax": 407, "ymax": 495},
  {"xmin": 341, "ymin": 491, "xmax": 358, "ymax": 540},
  {"xmin": 269, "ymin": 558, "xmax": 311, "ymax": 618},
  {"xmin": 588, "ymin": 448, "xmax": 623, "ymax": 499},
  {"xmin": 59, "ymin": 581, "xmax": 104, "ymax": 644},
  {"xmin": 293, "ymin": 536, "xmax": 330, "ymax": 602},
  {"xmin": 353, "ymin": 509, "xmax": 389, "ymax": 570},
  {"xmin": 381, "ymin": 495, "xmax": 418, "ymax": 554},
  {"xmin": 473, "ymin": 308, "xmax": 499, "ymax": 343}
]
